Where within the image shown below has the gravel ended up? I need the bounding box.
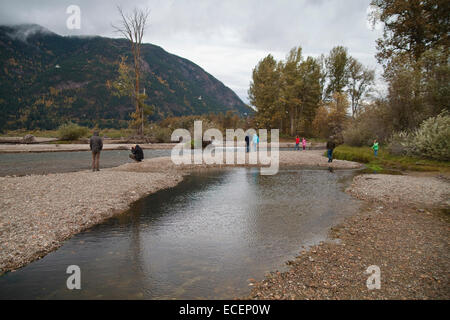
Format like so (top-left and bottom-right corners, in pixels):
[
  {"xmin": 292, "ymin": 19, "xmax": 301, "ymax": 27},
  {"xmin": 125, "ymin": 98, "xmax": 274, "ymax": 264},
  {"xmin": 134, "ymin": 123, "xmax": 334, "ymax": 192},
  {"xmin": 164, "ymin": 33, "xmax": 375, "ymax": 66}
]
[
  {"xmin": 347, "ymin": 174, "xmax": 450, "ymax": 208},
  {"xmin": 246, "ymin": 173, "xmax": 450, "ymax": 299}
]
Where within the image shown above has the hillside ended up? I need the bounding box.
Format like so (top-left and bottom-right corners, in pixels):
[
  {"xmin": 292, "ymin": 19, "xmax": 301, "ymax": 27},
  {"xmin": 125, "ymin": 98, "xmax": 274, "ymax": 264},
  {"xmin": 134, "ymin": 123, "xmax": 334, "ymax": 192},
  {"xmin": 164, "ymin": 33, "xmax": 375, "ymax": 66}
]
[{"xmin": 0, "ymin": 24, "xmax": 251, "ymax": 131}]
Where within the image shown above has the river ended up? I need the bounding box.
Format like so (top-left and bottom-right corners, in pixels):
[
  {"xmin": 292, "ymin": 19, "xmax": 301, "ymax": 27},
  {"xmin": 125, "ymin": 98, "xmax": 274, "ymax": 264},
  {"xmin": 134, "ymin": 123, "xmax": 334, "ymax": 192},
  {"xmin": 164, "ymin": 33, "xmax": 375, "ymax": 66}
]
[{"xmin": 0, "ymin": 167, "xmax": 361, "ymax": 299}]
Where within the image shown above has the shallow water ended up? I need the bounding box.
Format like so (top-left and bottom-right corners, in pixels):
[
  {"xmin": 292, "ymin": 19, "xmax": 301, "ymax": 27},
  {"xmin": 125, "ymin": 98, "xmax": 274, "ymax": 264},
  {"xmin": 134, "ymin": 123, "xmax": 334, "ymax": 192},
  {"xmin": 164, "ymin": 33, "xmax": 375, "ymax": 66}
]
[
  {"xmin": 0, "ymin": 149, "xmax": 172, "ymax": 176},
  {"xmin": 0, "ymin": 167, "xmax": 361, "ymax": 299}
]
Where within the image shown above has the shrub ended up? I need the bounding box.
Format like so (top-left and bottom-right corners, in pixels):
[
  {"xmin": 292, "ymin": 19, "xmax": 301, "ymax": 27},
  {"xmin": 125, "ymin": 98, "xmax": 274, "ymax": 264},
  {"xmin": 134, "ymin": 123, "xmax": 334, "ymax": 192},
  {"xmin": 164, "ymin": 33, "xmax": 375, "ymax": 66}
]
[
  {"xmin": 402, "ymin": 111, "xmax": 450, "ymax": 161},
  {"xmin": 386, "ymin": 131, "xmax": 409, "ymax": 156},
  {"xmin": 343, "ymin": 101, "xmax": 394, "ymax": 147},
  {"xmin": 147, "ymin": 126, "xmax": 172, "ymax": 143},
  {"xmin": 342, "ymin": 125, "xmax": 373, "ymax": 147},
  {"xmin": 57, "ymin": 123, "xmax": 89, "ymax": 141}
]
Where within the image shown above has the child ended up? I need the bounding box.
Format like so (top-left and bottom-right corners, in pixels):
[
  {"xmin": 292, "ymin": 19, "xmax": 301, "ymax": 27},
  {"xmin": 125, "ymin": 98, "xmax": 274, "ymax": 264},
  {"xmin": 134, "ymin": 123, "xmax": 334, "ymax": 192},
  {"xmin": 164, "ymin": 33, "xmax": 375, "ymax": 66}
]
[
  {"xmin": 372, "ymin": 139, "xmax": 379, "ymax": 157},
  {"xmin": 295, "ymin": 135, "xmax": 300, "ymax": 150},
  {"xmin": 302, "ymin": 137, "xmax": 306, "ymax": 150},
  {"xmin": 326, "ymin": 138, "xmax": 336, "ymax": 163}
]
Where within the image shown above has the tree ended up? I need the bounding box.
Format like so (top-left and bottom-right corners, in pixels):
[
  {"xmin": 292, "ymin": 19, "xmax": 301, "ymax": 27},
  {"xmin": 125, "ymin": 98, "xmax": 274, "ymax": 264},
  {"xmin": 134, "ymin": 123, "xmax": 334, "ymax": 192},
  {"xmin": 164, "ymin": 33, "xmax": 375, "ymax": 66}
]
[
  {"xmin": 313, "ymin": 93, "xmax": 350, "ymax": 141},
  {"xmin": 108, "ymin": 56, "xmax": 153, "ymax": 131},
  {"xmin": 250, "ymin": 48, "xmax": 325, "ymax": 136},
  {"xmin": 347, "ymin": 57, "xmax": 375, "ymax": 117},
  {"xmin": 113, "ymin": 6, "xmax": 150, "ymax": 136},
  {"xmin": 248, "ymin": 54, "xmax": 281, "ymax": 129},
  {"xmin": 325, "ymin": 46, "xmax": 350, "ymax": 99},
  {"xmin": 297, "ymin": 56, "xmax": 322, "ymax": 135},
  {"xmin": 384, "ymin": 46, "xmax": 449, "ymax": 131},
  {"xmin": 367, "ymin": 0, "xmax": 449, "ymax": 135},
  {"xmin": 369, "ymin": 0, "xmax": 450, "ymax": 67},
  {"xmin": 420, "ymin": 46, "xmax": 450, "ymax": 117},
  {"xmin": 109, "ymin": 56, "xmax": 134, "ymax": 98},
  {"xmin": 317, "ymin": 54, "xmax": 328, "ymax": 101},
  {"xmin": 279, "ymin": 47, "xmax": 303, "ymax": 136}
]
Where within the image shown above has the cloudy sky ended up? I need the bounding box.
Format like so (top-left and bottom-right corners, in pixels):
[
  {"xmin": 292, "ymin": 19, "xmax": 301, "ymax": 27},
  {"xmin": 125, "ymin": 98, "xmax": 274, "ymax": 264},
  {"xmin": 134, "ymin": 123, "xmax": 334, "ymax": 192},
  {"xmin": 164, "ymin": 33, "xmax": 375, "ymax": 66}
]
[{"xmin": 0, "ymin": 0, "xmax": 384, "ymax": 103}]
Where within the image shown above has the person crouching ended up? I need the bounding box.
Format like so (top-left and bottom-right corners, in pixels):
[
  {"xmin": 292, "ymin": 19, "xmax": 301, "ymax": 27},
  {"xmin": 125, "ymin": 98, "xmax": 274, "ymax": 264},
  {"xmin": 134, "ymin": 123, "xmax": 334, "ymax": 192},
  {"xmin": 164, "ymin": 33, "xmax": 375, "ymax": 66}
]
[{"xmin": 129, "ymin": 144, "xmax": 144, "ymax": 162}]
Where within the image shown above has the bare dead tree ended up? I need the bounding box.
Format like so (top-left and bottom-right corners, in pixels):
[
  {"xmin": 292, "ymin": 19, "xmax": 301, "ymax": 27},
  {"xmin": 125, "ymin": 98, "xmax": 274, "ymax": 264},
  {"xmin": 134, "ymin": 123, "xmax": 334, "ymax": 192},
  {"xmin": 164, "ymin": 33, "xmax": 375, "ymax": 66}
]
[{"xmin": 113, "ymin": 6, "xmax": 150, "ymax": 136}]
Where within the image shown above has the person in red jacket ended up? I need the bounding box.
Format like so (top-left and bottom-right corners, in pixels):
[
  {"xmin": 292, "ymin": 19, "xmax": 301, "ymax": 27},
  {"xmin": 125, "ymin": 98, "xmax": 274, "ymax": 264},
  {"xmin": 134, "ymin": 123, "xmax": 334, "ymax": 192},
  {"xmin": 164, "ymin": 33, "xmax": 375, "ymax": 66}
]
[{"xmin": 295, "ymin": 135, "xmax": 300, "ymax": 151}]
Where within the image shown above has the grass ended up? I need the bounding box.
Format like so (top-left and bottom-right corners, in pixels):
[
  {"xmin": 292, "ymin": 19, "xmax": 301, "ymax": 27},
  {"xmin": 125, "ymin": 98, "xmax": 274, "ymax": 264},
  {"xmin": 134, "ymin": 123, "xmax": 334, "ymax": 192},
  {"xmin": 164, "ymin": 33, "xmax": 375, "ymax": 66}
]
[{"xmin": 331, "ymin": 145, "xmax": 450, "ymax": 173}]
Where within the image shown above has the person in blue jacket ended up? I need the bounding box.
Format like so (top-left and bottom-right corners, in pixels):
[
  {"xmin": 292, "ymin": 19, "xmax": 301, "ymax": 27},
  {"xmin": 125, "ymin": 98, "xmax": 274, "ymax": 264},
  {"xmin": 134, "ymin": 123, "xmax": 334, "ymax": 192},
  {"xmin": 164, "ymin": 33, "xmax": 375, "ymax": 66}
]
[{"xmin": 252, "ymin": 133, "xmax": 259, "ymax": 152}]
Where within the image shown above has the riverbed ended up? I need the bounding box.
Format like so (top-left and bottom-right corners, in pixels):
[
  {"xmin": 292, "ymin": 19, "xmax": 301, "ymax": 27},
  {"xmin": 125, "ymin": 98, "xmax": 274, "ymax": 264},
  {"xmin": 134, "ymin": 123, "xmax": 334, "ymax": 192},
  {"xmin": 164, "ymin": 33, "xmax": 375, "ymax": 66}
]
[{"xmin": 0, "ymin": 167, "xmax": 361, "ymax": 299}]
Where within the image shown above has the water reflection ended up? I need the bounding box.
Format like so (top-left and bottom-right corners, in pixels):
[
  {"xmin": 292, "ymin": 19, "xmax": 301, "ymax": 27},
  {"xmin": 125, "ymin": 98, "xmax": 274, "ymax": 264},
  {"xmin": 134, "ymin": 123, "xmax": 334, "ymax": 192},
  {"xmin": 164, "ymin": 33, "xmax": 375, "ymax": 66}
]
[{"xmin": 0, "ymin": 168, "xmax": 361, "ymax": 299}]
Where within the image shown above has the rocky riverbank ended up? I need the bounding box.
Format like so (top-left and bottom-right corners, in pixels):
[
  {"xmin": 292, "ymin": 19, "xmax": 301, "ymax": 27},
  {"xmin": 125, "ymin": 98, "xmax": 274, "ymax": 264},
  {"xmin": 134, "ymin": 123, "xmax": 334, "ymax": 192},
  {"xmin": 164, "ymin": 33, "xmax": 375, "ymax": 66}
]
[{"xmin": 247, "ymin": 173, "xmax": 450, "ymax": 299}]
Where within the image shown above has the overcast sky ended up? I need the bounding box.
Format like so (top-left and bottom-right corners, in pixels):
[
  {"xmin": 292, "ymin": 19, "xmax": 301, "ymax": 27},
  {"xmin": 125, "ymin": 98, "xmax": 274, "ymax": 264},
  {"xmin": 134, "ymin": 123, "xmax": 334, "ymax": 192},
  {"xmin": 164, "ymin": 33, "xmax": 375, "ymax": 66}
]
[{"xmin": 0, "ymin": 0, "xmax": 384, "ymax": 103}]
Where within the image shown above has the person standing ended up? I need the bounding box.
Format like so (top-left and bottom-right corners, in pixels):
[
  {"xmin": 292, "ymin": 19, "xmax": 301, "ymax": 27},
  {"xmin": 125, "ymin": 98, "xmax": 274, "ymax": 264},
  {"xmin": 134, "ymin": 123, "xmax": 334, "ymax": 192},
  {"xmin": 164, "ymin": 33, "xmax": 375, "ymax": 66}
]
[
  {"xmin": 295, "ymin": 135, "xmax": 300, "ymax": 151},
  {"xmin": 245, "ymin": 135, "xmax": 250, "ymax": 153},
  {"xmin": 372, "ymin": 139, "xmax": 379, "ymax": 157},
  {"xmin": 302, "ymin": 137, "xmax": 307, "ymax": 151},
  {"xmin": 252, "ymin": 133, "xmax": 259, "ymax": 152},
  {"xmin": 89, "ymin": 131, "xmax": 103, "ymax": 171},
  {"xmin": 326, "ymin": 138, "xmax": 336, "ymax": 163}
]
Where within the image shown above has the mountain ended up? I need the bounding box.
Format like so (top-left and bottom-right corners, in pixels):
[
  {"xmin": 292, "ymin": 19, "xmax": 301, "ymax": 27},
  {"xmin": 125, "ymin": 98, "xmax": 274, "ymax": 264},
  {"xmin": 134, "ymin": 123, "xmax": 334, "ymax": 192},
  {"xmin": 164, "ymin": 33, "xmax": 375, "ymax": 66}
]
[{"xmin": 0, "ymin": 24, "xmax": 252, "ymax": 131}]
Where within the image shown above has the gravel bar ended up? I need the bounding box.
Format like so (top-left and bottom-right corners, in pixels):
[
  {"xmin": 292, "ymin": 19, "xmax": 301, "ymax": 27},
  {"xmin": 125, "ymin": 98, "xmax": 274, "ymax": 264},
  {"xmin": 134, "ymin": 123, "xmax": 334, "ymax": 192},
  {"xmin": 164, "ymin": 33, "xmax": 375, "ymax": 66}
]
[{"xmin": 247, "ymin": 173, "xmax": 450, "ymax": 299}]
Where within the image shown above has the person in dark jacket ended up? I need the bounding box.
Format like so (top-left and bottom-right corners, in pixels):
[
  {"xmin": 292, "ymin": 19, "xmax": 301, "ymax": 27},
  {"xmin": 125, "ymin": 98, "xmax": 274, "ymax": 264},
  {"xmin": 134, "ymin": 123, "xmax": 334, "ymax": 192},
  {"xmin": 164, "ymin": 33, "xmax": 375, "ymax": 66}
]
[
  {"xmin": 89, "ymin": 131, "xmax": 103, "ymax": 171},
  {"xmin": 326, "ymin": 138, "xmax": 336, "ymax": 163},
  {"xmin": 245, "ymin": 135, "xmax": 250, "ymax": 153},
  {"xmin": 129, "ymin": 144, "xmax": 144, "ymax": 162}
]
